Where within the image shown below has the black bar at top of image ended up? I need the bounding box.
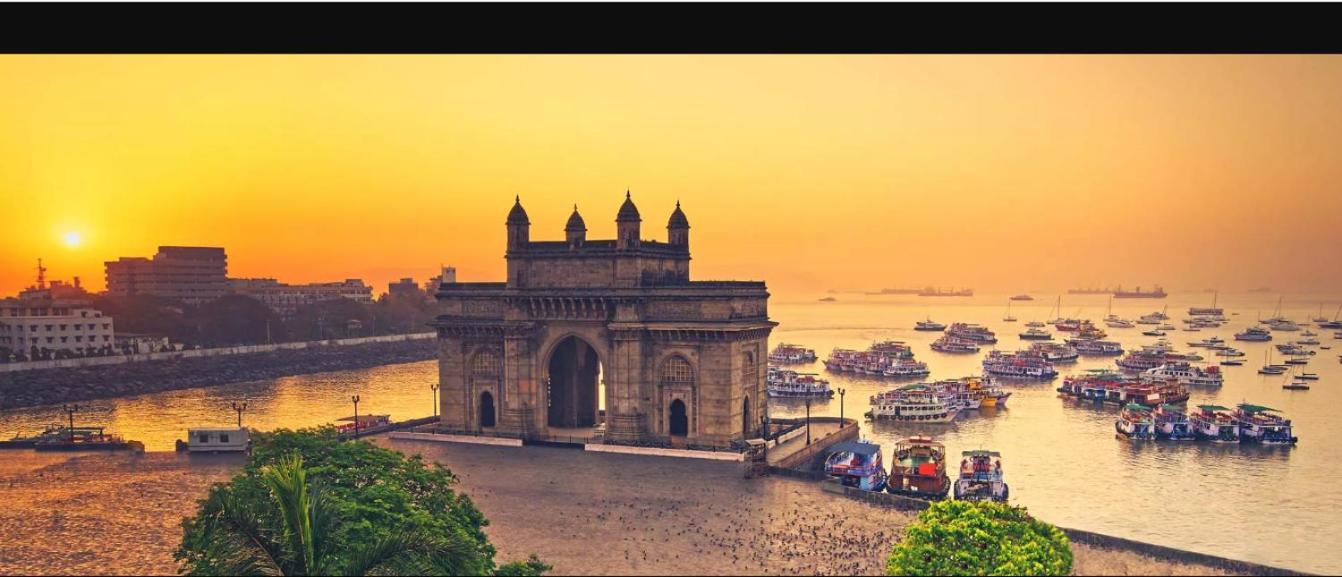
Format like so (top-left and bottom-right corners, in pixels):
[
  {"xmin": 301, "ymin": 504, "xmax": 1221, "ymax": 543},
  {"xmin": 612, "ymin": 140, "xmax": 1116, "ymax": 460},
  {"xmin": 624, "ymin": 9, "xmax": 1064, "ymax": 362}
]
[{"xmin": 2, "ymin": 2, "xmax": 1342, "ymax": 54}]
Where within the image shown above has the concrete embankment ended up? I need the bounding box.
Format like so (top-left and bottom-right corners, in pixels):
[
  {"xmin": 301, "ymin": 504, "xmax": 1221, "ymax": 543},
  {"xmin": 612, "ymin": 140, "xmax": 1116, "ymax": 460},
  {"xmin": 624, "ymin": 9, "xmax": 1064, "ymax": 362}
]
[{"xmin": 0, "ymin": 333, "xmax": 437, "ymax": 410}]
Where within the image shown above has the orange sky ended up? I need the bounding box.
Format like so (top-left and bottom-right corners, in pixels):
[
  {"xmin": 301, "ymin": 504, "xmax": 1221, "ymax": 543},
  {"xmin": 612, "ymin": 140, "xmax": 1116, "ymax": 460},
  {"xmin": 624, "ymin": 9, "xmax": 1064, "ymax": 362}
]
[{"xmin": 3, "ymin": 55, "xmax": 1341, "ymax": 299}]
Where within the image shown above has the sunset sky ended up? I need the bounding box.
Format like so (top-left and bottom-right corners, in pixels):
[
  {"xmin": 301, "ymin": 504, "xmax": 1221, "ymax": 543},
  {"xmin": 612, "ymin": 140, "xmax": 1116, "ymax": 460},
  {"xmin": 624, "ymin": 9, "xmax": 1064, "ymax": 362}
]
[{"xmin": 3, "ymin": 55, "xmax": 1341, "ymax": 299}]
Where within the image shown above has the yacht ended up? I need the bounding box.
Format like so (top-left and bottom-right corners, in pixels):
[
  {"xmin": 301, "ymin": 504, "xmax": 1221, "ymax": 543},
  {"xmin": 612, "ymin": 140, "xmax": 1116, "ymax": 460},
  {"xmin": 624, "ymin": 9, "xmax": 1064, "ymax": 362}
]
[
  {"xmin": 1142, "ymin": 329, "xmax": 1166, "ymax": 337},
  {"xmin": 1003, "ymin": 300, "xmax": 1017, "ymax": 323},
  {"xmin": 1144, "ymin": 362, "xmax": 1224, "ymax": 387},
  {"xmin": 1019, "ymin": 327, "xmax": 1053, "ymax": 340},
  {"xmin": 1234, "ymin": 326, "xmax": 1273, "ymax": 342},
  {"xmin": 1268, "ymin": 319, "xmax": 1301, "ymax": 332},
  {"xmin": 1025, "ymin": 320, "xmax": 1045, "ymax": 328},
  {"xmin": 915, "ymin": 318, "xmax": 947, "ymax": 331},
  {"xmin": 1187, "ymin": 337, "xmax": 1226, "ymax": 348},
  {"xmin": 1105, "ymin": 318, "xmax": 1135, "ymax": 329}
]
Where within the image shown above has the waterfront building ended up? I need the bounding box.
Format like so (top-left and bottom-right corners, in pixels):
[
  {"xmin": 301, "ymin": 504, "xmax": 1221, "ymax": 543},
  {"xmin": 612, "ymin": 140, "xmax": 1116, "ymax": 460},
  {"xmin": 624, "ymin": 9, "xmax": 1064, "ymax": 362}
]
[
  {"xmin": 104, "ymin": 246, "xmax": 229, "ymax": 304},
  {"xmin": 0, "ymin": 294, "xmax": 115, "ymax": 356},
  {"xmin": 424, "ymin": 265, "xmax": 457, "ymax": 294},
  {"xmin": 229, "ymin": 277, "xmax": 373, "ymax": 318},
  {"xmin": 433, "ymin": 194, "xmax": 775, "ymax": 447}
]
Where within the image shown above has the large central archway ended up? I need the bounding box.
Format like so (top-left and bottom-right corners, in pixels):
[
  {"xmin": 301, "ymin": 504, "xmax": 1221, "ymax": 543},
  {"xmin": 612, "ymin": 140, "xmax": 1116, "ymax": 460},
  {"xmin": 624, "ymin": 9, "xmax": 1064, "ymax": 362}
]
[{"xmin": 546, "ymin": 336, "xmax": 603, "ymax": 429}]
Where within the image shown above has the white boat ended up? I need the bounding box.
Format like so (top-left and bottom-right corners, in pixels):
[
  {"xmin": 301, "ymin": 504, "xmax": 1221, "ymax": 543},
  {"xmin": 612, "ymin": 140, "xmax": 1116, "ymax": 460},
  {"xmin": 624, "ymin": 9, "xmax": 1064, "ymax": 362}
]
[
  {"xmin": 1025, "ymin": 321, "xmax": 1045, "ymax": 328},
  {"xmin": 1158, "ymin": 323, "xmax": 1177, "ymax": 331},
  {"xmin": 915, "ymin": 317, "xmax": 947, "ymax": 331},
  {"xmin": 867, "ymin": 384, "xmax": 960, "ymax": 423},
  {"xmin": 1187, "ymin": 337, "xmax": 1226, "ymax": 348},
  {"xmin": 1003, "ymin": 300, "xmax": 1017, "ymax": 323},
  {"xmin": 1215, "ymin": 348, "xmax": 1245, "ymax": 357},
  {"xmin": 1143, "ymin": 362, "xmax": 1224, "ymax": 387},
  {"xmin": 766, "ymin": 367, "xmax": 835, "ymax": 398},
  {"xmin": 1142, "ymin": 329, "xmax": 1166, "ymax": 337},
  {"xmin": 1235, "ymin": 327, "xmax": 1273, "ymax": 341}
]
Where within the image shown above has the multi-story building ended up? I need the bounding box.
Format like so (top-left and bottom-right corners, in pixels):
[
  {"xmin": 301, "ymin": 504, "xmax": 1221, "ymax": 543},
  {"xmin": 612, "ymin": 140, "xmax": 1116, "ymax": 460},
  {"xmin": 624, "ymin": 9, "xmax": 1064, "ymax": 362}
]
[
  {"xmin": 105, "ymin": 246, "xmax": 228, "ymax": 304},
  {"xmin": 0, "ymin": 291, "xmax": 115, "ymax": 357},
  {"xmin": 388, "ymin": 277, "xmax": 425, "ymax": 299},
  {"xmin": 229, "ymin": 278, "xmax": 373, "ymax": 318}
]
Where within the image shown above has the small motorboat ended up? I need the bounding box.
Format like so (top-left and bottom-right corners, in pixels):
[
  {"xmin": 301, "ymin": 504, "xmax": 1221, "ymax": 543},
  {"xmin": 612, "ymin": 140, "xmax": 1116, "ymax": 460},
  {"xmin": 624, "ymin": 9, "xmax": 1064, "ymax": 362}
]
[
  {"xmin": 1143, "ymin": 329, "xmax": 1166, "ymax": 337},
  {"xmin": 1220, "ymin": 359, "xmax": 1245, "ymax": 366},
  {"xmin": 1283, "ymin": 380, "xmax": 1310, "ymax": 391},
  {"xmin": 1296, "ymin": 372, "xmax": 1319, "ymax": 380},
  {"xmin": 953, "ymin": 450, "xmax": 1009, "ymax": 502}
]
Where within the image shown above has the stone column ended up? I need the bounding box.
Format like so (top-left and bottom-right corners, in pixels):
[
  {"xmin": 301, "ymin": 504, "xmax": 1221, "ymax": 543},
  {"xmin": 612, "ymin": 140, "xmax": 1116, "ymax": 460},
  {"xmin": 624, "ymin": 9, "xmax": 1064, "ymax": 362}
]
[
  {"xmin": 438, "ymin": 335, "xmax": 467, "ymax": 430},
  {"xmin": 499, "ymin": 327, "xmax": 536, "ymax": 437},
  {"xmin": 605, "ymin": 326, "xmax": 646, "ymax": 442}
]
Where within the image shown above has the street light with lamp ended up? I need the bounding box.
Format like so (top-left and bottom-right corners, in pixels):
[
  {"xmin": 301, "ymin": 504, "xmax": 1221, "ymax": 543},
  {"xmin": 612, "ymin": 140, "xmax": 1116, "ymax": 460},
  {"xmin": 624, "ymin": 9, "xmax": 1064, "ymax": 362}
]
[
  {"xmin": 430, "ymin": 383, "xmax": 439, "ymax": 417},
  {"xmin": 231, "ymin": 401, "xmax": 248, "ymax": 428},
  {"xmin": 805, "ymin": 397, "xmax": 812, "ymax": 445},
  {"xmin": 837, "ymin": 387, "xmax": 847, "ymax": 427},
  {"xmin": 351, "ymin": 395, "xmax": 361, "ymax": 436}
]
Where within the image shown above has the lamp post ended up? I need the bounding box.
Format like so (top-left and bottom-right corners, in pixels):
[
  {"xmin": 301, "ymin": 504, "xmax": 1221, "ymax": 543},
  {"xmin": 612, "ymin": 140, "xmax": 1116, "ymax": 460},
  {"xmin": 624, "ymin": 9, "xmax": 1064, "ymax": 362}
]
[
  {"xmin": 351, "ymin": 395, "xmax": 361, "ymax": 436},
  {"xmin": 430, "ymin": 383, "xmax": 439, "ymax": 418},
  {"xmin": 805, "ymin": 397, "xmax": 812, "ymax": 445},
  {"xmin": 837, "ymin": 387, "xmax": 847, "ymax": 427},
  {"xmin": 231, "ymin": 401, "xmax": 248, "ymax": 428},
  {"xmin": 62, "ymin": 403, "xmax": 79, "ymax": 442}
]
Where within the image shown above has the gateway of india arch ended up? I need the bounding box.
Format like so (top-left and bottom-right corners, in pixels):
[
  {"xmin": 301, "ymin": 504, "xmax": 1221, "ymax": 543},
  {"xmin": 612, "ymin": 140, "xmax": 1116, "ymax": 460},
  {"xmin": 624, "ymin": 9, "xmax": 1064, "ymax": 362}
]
[{"xmin": 431, "ymin": 192, "xmax": 776, "ymax": 447}]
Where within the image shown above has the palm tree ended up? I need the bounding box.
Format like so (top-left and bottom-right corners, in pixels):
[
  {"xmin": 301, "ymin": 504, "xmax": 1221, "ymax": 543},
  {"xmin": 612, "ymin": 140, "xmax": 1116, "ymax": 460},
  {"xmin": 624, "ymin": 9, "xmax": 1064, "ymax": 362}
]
[{"xmin": 189, "ymin": 454, "xmax": 475, "ymax": 576}]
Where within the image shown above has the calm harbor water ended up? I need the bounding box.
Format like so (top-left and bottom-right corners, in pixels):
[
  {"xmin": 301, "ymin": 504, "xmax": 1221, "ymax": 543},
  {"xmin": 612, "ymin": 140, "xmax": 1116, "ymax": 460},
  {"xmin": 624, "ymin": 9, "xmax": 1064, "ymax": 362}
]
[{"xmin": 1, "ymin": 292, "xmax": 1338, "ymax": 573}]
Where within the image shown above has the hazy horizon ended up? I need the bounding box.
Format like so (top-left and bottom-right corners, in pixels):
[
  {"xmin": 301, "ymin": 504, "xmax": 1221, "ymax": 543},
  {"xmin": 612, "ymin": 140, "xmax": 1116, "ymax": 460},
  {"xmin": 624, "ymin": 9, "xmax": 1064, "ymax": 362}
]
[{"xmin": 4, "ymin": 55, "xmax": 1342, "ymax": 298}]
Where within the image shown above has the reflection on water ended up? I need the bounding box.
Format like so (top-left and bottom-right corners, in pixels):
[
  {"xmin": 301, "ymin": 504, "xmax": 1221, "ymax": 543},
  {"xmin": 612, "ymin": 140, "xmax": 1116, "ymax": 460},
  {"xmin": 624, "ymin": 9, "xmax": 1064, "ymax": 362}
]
[{"xmin": 1, "ymin": 292, "xmax": 1339, "ymax": 573}]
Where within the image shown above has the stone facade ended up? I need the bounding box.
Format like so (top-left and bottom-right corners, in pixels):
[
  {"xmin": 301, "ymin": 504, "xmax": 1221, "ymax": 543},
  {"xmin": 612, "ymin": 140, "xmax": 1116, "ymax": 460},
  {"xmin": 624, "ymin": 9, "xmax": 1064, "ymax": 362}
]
[{"xmin": 432, "ymin": 193, "xmax": 775, "ymax": 447}]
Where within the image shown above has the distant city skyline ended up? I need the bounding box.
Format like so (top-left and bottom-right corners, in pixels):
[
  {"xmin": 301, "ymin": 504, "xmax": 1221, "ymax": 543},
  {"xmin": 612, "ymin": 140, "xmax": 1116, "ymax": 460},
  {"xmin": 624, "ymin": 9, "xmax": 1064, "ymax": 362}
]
[{"xmin": 4, "ymin": 55, "xmax": 1342, "ymax": 298}]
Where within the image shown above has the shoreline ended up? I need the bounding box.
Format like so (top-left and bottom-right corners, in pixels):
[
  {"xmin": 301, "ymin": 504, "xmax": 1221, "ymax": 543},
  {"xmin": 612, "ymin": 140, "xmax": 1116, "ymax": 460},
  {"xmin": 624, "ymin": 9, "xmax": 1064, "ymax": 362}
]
[{"xmin": 0, "ymin": 335, "xmax": 437, "ymax": 410}]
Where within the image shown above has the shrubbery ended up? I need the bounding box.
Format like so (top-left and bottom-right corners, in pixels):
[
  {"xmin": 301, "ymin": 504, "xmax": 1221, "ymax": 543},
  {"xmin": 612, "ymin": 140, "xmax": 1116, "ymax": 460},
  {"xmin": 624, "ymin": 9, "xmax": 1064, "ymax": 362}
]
[
  {"xmin": 175, "ymin": 427, "xmax": 548, "ymax": 576},
  {"xmin": 887, "ymin": 500, "xmax": 1072, "ymax": 576}
]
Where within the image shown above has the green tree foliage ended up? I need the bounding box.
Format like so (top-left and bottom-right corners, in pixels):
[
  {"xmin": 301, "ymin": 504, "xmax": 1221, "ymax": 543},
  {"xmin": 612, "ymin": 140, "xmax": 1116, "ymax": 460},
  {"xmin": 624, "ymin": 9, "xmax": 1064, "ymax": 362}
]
[
  {"xmin": 92, "ymin": 295, "xmax": 195, "ymax": 344},
  {"xmin": 372, "ymin": 291, "xmax": 435, "ymax": 336},
  {"xmin": 886, "ymin": 500, "xmax": 1072, "ymax": 576},
  {"xmin": 287, "ymin": 298, "xmax": 375, "ymax": 341},
  {"xmin": 176, "ymin": 428, "xmax": 544, "ymax": 576},
  {"xmin": 190, "ymin": 295, "xmax": 287, "ymax": 347}
]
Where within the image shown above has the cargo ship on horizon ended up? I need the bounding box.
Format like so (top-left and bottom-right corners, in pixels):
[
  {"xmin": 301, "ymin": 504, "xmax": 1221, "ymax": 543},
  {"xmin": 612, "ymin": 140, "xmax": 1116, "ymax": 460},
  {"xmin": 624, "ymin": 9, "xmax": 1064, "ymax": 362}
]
[{"xmin": 1113, "ymin": 285, "xmax": 1167, "ymax": 299}]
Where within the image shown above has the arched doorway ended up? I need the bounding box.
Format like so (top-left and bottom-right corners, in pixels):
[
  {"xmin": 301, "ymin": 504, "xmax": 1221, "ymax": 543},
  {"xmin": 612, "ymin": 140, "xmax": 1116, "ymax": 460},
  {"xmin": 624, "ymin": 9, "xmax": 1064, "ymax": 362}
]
[
  {"xmin": 479, "ymin": 391, "xmax": 496, "ymax": 428},
  {"xmin": 546, "ymin": 336, "xmax": 602, "ymax": 429},
  {"xmin": 742, "ymin": 396, "xmax": 751, "ymax": 438},
  {"xmin": 669, "ymin": 399, "xmax": 689, "ymax": 436}
]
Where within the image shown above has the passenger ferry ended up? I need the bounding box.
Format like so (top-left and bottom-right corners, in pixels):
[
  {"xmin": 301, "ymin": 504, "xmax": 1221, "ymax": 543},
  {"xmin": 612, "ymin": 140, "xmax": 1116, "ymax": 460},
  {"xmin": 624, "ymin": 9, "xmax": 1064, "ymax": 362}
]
[
  {"xmin": 1025, "ymin": 320, "xmax": 1045, "ymax": 328},
  {"xmin": 954, "ymin": 450, "xmax": 1009, "ymax": 502},
  {"xmin": 1029, "ymin": 341, "xmax": 1078, "ymax": 363},
  {"xmin": 1154, "ymin": 404, "xmax": 1196, "ymax": 441},
  {"xmin": 824, "ymin": 342, "xmax": 916, "ymax": 374},
  {"xmin": 1189, "ymin": 405, "xmax": 1240, "ymax": 443},
  {"xmin": 884, "ymin": 358, "xmax": 932, "ymax": 378},
  {"xmin": 1143, "ymin": 362, "xmax": 1223, "ymax": 387},
  {"xmin": 1187, "ymin": 337, "xmax": 1226, "ymax": 348},
  {"xmin": 824, "ymin": 440, "xmax": 889, "ymax": 492},
  {"xmin": 765, "ymin": 367, "xmax": 835, "ymax": 398},
  {"xmin": 1235, "ymin": 326, "xmax": 1273, "ymax": 341},
  {"xmin": 1066, "ymin": 337, "xmax": 1123, "ymax": 356},
  {"xmin": 931, "ymin": 335, "xmax": 981, "ymax": 354},
  {"xmin": 867, "ymin": 385, "xmax": 959, "ymax": 423},
  {"xmin": 914, "ymin": 318, "xmax": 947, "ymax": 331},
  {"xmin": 947, "ymin": 323, "xmax": 998, "ymax": 344},
  {"xmin": 1115, "ymin": 403, "xmax": 1156, "ymax": 440},
  {"xmin": 768, "ymin": 343, "xmax": 818, "ymax": 364},
  {"xmin": 887, "ymin": 436, "xmax": 952, "ymax": 499},
  {"xmin": 982, "ymin": 349, "xmax": 1058, "ymax": 380},
  {"xmin": 1233, "ymin": 404, "xmax": 1297, "ymax": 445},
  {"xmin": 1019, "ymin": 327, "xmax": 1053, "ymax": 340}
]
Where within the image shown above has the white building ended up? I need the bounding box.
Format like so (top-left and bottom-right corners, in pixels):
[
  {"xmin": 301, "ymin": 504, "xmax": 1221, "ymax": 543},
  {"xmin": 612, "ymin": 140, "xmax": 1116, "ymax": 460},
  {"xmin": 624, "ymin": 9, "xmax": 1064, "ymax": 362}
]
[
  {"xmin": 229, "ymin": 278, "xmax": 374, "ymax": 318},
  {"xmin": 0, "ymin": 296, "xmax": 115, "ymax": 357}
]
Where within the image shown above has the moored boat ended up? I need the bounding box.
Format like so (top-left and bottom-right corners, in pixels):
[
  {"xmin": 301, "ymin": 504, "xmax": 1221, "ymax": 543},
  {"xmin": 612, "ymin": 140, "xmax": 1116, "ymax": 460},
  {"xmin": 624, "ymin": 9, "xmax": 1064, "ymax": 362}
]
[
  {"xmin": 915, "ymin": 318, "xmax": 947, "ymax": 331},
  {"xmin": 982, "ymin": 349, "xmax": 1057, "ymax": 380},
  {"xmin": 1066, "ymin": 337, "xmax": 1123, "ymax": 356},
  {"xmin": 1143, "ymin": 362, "xmax": 1223, "ymax": 388},
  {"xmin": 867, "ymin": 384, "xmax": 959, "ymax": 422},
  {"xmin": 931, "ymin": 335, "xmax": 981, "ymax": 354},
  {"xmin": 1115, "ymin": 403, "xmax": 1156, "ymax": 440},
  {"xmin": 1235, "ymin": 326, "xmax": 1273, "ymax": 341},
  {"xmin": 1029, "ymin": 341, "xmax": 1079, "ymax": 363},
  {"xmin": 954, "ymin": 450, "xmax": 1009, "ymax": 502},
  {"xmin": 1233, "ymin": 404, "xmax": 1297, "ymax": 445},
  {"xmin": 824, "ymin": 440, "xmax": 889, "ymax": 491},
  {"xmin": 947, "ymin": 322, "xmax": 998, "ymax": 344},
  {"xmin": 766, "ymin": 367, "xmax": 835, "ymax": 398},
  {"xmin": 887, "ymin": 436, "xmax": 951, "ymax": 499},
  {"xmin": 768, "ymin": 343, "xmax": 818, "ymax": 364},
  {"xmin": 1154, "ymin": 404, "xmax": 1195, "ymax": 441},
  {"xmin": 1019, "ymin": 327, "xmax": 1053, "ymax": 340},
  {"xmin": 1189, "ymin": 405, "xmax": 1240, "ymax": 443}
]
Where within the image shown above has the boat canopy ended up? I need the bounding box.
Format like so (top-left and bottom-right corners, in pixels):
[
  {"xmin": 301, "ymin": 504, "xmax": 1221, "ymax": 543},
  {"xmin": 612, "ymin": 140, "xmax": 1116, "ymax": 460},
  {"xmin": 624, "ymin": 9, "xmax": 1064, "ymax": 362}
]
[
  {"xmin": 829, "ymin": 441, "xmax": 881, "ymax": 457},
  {"xmin": 1158, "ymin": 404, "xmax": 1185, "ymax": 412},
  {"xmin": 1236, "ymin": 404, "xmax": 1279, "ymax": 413},
  {"xmin": 962, "ymin": 450, "xmax": 1001, "ymax": 457},
  {"xmin": 1197, "ymin": 404, "xmax": 1231, "ymax": 411},
  {"xmin": 1123, "ymin": 403, "xmax": 1151, "ymax": 412}
]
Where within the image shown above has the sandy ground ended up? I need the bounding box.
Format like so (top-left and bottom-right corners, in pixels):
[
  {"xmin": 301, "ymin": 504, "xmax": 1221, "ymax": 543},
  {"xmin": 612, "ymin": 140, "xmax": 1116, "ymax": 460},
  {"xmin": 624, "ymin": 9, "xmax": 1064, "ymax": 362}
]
[{"xmin": 0, "ymin": 442, "xmax": 1232, "ymax": 576}]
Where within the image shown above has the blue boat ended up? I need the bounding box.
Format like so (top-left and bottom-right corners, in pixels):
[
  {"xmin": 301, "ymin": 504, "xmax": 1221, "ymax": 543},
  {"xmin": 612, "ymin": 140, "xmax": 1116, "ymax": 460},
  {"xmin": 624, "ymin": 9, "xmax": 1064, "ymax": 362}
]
[{"xmin": 824, "ymin": 440, "xmax": 888, "ymax": 492}]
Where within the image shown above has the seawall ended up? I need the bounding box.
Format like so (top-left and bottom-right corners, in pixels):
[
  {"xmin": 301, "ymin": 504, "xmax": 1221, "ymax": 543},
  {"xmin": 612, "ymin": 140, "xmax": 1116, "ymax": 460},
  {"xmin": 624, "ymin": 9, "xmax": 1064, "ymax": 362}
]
[{"xmin": 0, "ymin": 333, "xmax": 437, "ymax": 410}]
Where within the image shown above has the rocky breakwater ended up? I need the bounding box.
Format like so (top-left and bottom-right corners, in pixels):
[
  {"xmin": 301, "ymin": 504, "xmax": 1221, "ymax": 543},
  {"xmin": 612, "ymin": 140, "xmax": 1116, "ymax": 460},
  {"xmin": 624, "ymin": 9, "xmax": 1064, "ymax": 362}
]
[{"xmin": 0, "ymin": 338, "xmax": 438, "ymax": 410}]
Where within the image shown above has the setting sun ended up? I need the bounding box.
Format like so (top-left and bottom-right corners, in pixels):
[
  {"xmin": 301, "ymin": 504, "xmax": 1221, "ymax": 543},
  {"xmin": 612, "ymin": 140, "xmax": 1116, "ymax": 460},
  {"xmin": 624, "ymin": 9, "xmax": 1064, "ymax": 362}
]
[{"xmin": 62, "ymin": 231, "xmax": 82, "ymax": 248}]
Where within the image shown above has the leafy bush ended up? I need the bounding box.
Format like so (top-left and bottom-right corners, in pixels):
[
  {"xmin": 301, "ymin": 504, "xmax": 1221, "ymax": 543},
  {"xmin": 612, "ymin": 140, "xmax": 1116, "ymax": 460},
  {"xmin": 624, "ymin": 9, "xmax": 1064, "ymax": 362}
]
[
  {"xmin": 175, "ymin": 427, "xmax": 545, "ymax": 576},
  {"xmin": 887, "ymin": 500, "xmax": 1072, "ymax": 576}
]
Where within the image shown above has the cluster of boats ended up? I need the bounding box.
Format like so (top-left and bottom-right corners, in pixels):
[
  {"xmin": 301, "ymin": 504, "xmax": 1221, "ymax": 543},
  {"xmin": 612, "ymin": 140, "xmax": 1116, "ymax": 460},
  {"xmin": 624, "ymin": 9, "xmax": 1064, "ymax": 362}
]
[
  {"xmin": 765, "ymin": 366, "xmax": 834, "ymax": 398},
  {"xmin": 927, "ymin": 324, "xmax": 997, "ymax": 353},
  {"xmin": 824, "ymin": 437, "xmax": 1009, "ymax": 502},
  {"xmin": 1116, "ymin": 403, "xmax": 1297, "ymax": 445},
  {"xmin": 824, "ymin": 341, "xmax": 931, "ymax": 379},
  {"xmin": 768, "ymin": 343, "xmax": 818, "ymax": 365},
  {"xmin": 1057, "ymin": 369, "xmax": 1191, "ymax": 406},
  {"xmin": 865, "ymin": 376, "xmax": 1010, "ymax": 423}
]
